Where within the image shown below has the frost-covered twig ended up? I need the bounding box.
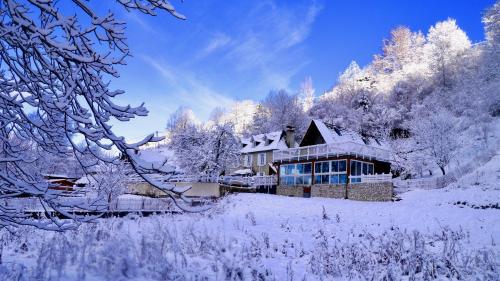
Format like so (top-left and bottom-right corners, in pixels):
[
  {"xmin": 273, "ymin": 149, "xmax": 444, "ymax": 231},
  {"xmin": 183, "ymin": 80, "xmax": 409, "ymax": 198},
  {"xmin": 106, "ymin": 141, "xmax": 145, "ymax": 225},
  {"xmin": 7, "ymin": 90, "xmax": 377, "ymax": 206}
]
[{"xmin": 0, "ymin": 0, "xmax": 196, "ymax": 230}]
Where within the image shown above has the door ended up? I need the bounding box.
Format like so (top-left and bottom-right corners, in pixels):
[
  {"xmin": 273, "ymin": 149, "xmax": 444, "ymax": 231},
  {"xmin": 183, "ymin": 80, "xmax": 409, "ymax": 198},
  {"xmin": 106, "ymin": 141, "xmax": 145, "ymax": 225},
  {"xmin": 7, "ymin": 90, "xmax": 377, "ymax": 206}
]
[{"xmin": 303, "ymin": 186, "xmax": 311, "ymax": 198}]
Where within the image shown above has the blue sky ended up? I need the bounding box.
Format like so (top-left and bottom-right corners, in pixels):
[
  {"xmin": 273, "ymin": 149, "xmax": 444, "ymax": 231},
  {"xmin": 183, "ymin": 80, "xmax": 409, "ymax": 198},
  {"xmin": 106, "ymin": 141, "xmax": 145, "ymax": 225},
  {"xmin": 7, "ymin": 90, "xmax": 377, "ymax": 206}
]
[{"xmin": 92, "ymin": 0, "xmax": 495, "ymax": 140}]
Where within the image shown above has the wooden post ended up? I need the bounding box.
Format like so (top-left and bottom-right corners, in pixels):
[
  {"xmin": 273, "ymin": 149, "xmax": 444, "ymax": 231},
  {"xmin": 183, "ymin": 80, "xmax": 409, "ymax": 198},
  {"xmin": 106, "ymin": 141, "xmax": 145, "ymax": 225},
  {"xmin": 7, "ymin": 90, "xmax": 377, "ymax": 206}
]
[
  {"xmin": 345, "ymin": 158, "xmax": 351, "ymax": 199},
  {"xmin": 277, "ymin": 163, "xmax": 280, "ymax": 186},
  {"xmin": 311, "ymin": 160, "xmax": 315, "ymax": 185}
]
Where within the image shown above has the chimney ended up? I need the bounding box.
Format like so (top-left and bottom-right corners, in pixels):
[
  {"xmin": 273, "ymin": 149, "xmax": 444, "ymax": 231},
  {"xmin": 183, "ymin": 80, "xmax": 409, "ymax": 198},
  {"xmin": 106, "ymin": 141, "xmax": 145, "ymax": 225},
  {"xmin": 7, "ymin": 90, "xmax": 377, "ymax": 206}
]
[{"xmin": 285, "ymin": 125, "xmax": 295, "ymax": 148}]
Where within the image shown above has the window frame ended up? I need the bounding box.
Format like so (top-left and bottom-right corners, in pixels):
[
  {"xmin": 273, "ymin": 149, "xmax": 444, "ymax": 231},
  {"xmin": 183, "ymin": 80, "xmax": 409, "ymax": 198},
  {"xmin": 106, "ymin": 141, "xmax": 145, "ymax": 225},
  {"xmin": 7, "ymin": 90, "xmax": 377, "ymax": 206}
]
[
  {"xmin": 279, "ymin": 162, "xmax": 312, "ymax": 186},
  {"xmin": 257, "ymin": 153, "xmax": 266, "ymax": 166},
  {"xmin": 349, "ymin": 160, "xmax": 374, "ymax": 184},
  {"xmin": 243, "ymin": 154, "xmax": 253, "ymax": 167},
  {"xmin": 314, "ymin": 159, "xmax": 347, "ymax": 185}
]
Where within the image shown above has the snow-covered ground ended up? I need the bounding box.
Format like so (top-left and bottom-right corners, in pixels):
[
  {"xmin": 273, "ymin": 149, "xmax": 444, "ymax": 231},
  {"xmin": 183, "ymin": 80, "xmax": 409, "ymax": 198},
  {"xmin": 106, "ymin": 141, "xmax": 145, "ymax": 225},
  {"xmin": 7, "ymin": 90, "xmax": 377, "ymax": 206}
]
[
  {"xmin": 1, "ymin": 179, "xmax": 499, "ymax": 280},
  {"xmin": 1, "ymin": 151, "xmax": 499, "ymax": 281}
]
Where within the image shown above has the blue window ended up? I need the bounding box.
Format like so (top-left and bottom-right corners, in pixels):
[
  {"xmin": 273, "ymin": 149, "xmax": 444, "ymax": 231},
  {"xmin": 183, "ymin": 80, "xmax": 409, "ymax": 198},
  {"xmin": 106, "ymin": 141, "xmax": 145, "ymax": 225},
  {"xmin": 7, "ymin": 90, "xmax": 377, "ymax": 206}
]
[
  {"xmin": 350, "ymin": 160, "xmax": 374, "ymax": 184},
  {"xmin": 280, "ymin": 163, "xmax": 312, "ymax": 186},
  {"xmin": 296, "ymin": 176, "xmax": 312, "ymax": 185},
  {"xmin": 339, "ymin": 174, "xmax": 347, "ymax": 184},
  {"xmin": 298, "ymin": 163, "xmax": 312, "ymax": 174},
  {"xmin": 330, "ymin": 175, "xmax": 339, "ymax": 184},
  {"xmin": 314, "ymin": 160, "xmax": 347, "ymax": 185},
  {"xmin": 339, "ymin": 160, "xmax": 346, "ymax": 172},
  {"xmin": 315, "ymin": 175, "xmax": 329, "ymax": 184}
]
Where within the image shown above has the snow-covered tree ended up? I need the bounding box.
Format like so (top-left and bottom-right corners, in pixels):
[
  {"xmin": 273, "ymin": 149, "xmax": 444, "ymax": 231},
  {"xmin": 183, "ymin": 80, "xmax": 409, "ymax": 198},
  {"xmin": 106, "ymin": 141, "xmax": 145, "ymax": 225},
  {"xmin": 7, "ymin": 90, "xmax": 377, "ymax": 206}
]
[
  {"xmin": 203, "ymin": 123, "xmax": 240, "ymax": 175},
  {"xmin": 373, "ymin": 26, "xmax": 426, "ymax": 75},
  {"xmin": 213, "ymin": 100, "xmax": 257, "ymax": 136},
  {"xmin": 483, "ymin": 1, "xmax": 500, "ymax": 51},
  {"xmin": 408, "ymin": 107, "xmax": 460, "ymax": 175},
  {"xmin": 249, "ymin": 89, "xmax": 308, "ymax": 138},
  {"xmin": 298, "ymin": 76, "xmax": 315, "ymax": 113},
  {"xmin": 425, "ymin": 19, "xmax": 471, "ymax": 88},
  {"xmin": 168, "ymin": 122, "xmax": 240, "ymax": 175},
  {"xmin": 247, "ymin": 104, "xmax": 272, "ymax": 137},
  {"xmin": 166, "ymin": 106, "xmax": 199, "ymax": 134},
  {"xmin": 0, "ymin": 0, "xmax": 189, "ymax": 229},
  {"xmin": 91, "ymin": 161, "xmax": 132, "ymax": 207}
]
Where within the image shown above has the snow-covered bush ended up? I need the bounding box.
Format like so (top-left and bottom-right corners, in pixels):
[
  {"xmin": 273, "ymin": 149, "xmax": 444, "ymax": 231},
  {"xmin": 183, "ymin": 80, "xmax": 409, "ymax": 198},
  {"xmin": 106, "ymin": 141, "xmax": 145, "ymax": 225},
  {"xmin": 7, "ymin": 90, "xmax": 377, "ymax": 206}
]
[{"xmin": 0, "ymin": 199, "xmax": 497, "ymax": 281}]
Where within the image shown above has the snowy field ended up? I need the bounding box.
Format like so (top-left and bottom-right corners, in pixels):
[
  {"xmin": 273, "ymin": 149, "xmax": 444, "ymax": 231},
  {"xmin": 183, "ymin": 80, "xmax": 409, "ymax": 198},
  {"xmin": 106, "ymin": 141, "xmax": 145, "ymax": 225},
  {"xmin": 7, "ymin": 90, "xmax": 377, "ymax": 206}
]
[{"xmin": 1, "ymin": 183, "xmax": 499, "ymax": 281}]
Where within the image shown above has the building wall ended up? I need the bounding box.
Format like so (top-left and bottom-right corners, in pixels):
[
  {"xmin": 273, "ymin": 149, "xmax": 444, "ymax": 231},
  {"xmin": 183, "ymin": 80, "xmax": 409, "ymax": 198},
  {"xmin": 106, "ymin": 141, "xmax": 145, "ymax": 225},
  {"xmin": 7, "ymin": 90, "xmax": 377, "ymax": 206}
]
[
  {"xmin": 239, "ymin": 151, "xmax": 275, "ymax": 175},
  {"xmin": 277, "ymin": 182, "xmax": 393, "ymax": 201},
  {"xmin": 347, "ymin": 182, "xmax": 393, "ymax": 201},
  {"xmin": 311, "ymin": 184, "xmax": 346, "ymax": 199},
  {"xmin": 276, "ymin": 185, "xmax": 304, "ymax": 197},
  {"xmin": 128, "ymin": 182, "xmax": 220, "ymax": 198}
]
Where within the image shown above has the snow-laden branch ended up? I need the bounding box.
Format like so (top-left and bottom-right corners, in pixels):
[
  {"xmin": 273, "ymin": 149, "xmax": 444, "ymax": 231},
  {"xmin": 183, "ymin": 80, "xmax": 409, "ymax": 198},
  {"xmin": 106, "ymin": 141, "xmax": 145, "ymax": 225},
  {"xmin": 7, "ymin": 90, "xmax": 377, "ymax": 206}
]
[{"xmin": 0, "ymin": 0, "xmax": 197, "ymax": 230}]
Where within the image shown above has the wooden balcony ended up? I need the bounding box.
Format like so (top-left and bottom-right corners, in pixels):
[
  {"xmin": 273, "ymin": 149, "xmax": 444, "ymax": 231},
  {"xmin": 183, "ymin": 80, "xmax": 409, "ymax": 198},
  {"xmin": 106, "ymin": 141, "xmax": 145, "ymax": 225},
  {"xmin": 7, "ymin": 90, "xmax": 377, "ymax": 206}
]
[{"xmin": 273, "ymin": 142, "xmax": 391, "ymax": 163}]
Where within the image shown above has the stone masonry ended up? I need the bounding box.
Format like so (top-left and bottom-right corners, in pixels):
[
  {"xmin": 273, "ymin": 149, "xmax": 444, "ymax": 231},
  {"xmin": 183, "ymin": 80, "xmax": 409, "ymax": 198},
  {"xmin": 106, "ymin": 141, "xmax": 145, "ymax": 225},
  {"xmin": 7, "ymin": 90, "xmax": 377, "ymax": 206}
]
[
  {"xmin": 347, "ymin": 182, "xmax": 393, "ymax": 201},
  {"xmin": 277, "ymin": 182, "xmax": 393, "ymax": 201},
  {"xmin": 277, "ymin": 185, "xmax": 304, "ymax": 197},
  {"xmin": 311, "ymin": 184, "xmax": 346, "ymax": 199}
]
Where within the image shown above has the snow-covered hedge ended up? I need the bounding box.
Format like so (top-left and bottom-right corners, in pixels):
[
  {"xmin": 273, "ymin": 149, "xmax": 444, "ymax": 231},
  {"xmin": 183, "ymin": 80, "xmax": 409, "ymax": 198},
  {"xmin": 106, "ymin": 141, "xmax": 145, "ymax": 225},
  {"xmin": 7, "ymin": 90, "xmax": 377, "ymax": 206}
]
[{"xmin": 1, "ymin": 210, "xmax": 497, "ymax": 280}]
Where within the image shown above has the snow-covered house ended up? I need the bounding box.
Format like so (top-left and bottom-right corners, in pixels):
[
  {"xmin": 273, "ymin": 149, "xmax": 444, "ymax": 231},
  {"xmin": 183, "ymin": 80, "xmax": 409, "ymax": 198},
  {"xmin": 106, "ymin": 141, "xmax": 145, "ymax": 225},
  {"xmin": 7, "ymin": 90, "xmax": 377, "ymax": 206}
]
[
  {"xmin": 273, "ymin": 119, "xmax": 393, "ymax": 201},
  {"xmin": 44, "ymin": 174, "xmax": 79, "ymax": 192},
  {"xmin": 234, "ymin": 128, "xmax": 296, "ymax": 176}
]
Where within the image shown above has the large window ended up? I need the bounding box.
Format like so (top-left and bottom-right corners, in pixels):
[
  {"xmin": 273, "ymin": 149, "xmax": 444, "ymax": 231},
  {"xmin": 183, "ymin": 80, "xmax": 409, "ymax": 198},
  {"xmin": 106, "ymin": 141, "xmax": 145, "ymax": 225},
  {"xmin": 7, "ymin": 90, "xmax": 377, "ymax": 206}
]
[
  {"xmin": 280, "ymin": 163, "xmax": 312, "ymax": 186},
  {"xmin": 350, "ymin": 160, "xmax": 374, "ymax": 183},
  {"xmin": 257, "ymin": 153, "xmax": 266, "ymax": 166},
  {"xmin": 314, "ymin": 160, "xmax": 347, "ymax": 185}
]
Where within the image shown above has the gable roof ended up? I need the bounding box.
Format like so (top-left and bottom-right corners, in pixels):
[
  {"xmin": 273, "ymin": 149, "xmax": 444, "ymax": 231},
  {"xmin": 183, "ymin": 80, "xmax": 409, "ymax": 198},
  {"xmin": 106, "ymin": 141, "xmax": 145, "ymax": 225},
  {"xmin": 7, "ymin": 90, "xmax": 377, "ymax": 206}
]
[
  {"xmin": 301, "ymin": 119, "xmax": 388, "ymax": 150},
  {"xmin": 240, "ymin": 131, "xmax": 289, "ymax": 153}
]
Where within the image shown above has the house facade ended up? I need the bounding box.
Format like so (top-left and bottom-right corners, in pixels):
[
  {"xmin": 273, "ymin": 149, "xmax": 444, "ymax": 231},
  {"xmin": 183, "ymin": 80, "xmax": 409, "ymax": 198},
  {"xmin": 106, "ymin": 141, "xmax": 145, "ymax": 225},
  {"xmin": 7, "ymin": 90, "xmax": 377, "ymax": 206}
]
[
  {"xmin": 234, "ymin": 128, "xmax": 296, "ymax": 176},
  {"xmin": 273, "ymin": 120, "xmax": 393, "ymax": 201}
]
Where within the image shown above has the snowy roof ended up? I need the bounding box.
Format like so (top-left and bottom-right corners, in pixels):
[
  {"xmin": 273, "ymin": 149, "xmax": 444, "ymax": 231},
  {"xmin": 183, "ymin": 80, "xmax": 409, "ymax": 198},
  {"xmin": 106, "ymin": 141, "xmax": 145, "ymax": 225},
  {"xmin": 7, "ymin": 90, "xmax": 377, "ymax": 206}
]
[
  {"xmin": 231, "ymin": 169, "xmax": 253, "ymax": 175},
  {"xmin": 136, "ymin": 147, "xmax": 177, "ymax": 173},
  {"xmin": 304, "ymin": 119, "xmax": 388, "ymax": 150},
  {"xmin": 240, "ymin": 131, "xmax": 289, "ymax": 153},
  {"xmin": 43, "ymin": 174, "xmax": 79, "ymax": 180}
]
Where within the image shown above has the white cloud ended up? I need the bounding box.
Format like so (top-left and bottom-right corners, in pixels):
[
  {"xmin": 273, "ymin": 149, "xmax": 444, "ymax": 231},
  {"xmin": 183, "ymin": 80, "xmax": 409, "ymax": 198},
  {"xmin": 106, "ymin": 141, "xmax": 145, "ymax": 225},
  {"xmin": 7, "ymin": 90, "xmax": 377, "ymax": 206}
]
[
  {"xmin": 197, "ymin": 32, "xmax": 232, "ymax": 59},
  {"xmin": 141, "ymin": 55, "xmax": 235, "ymax": 120},
  {"xmin": 224, "ymin": 1, "xmax": 322, "ymax": 91},
  {"xmin": 123, "ymin": 11, "xmax": 158, "ymax": 35}
]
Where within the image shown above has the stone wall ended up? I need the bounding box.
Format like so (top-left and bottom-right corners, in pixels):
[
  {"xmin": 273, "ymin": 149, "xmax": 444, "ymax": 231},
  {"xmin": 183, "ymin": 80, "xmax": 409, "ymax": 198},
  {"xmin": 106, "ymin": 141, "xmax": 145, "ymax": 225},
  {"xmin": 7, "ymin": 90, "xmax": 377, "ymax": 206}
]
[
  {"xmin": 347, "ymin": 182, "xmax": 393, "ymax": 201},
  {"xmin": 278, "ymin": 182, "xmax": 393, "ymax": 201},
  {"xmin": 311, "ymin": 184, "xmax": 346, "ymax": 199},
  {"xmin": 129, "ymin": 182, "xmax": 221, "ymax": 198},
  {"xmin": 277, "ymin": 185, "xmax": 304, "ymax": 197}
]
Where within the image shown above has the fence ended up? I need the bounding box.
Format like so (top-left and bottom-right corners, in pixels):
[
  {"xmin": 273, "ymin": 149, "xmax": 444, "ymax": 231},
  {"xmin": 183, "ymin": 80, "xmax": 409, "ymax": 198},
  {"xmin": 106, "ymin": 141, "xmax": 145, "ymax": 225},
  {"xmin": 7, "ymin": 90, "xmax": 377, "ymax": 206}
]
[
  {"xmin": 393, "ymin": 174, "xmax": 457, "ymax": 191},
  {"xmin": 351, "ymin": 173, "xmax": 392, "ymax": 183},
  {"xmin": 273, "ymin": 141, "xmax": 391, "ymax": 163},
  {"xmin": 1, "ymin": 196, "xmax": 175, "ymax": 213},
  {"xmin": 166, "ymin": 174, "xmax": 277, "ymax": 187}
]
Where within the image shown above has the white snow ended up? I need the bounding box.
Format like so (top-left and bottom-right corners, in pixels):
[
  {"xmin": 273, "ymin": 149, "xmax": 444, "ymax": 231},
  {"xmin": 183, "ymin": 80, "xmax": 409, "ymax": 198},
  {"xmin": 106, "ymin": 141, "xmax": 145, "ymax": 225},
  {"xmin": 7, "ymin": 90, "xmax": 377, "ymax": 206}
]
[
  {"xmin": 313, "ymin": 119, "xmax": 387, "ymax": 149},
  {"xmin": 240, "ymin": 131, "xmax": 290, "ymax": 153},
  {"xmin": 2, "ymin": 183, "xmax": 498, "ymax": 280}
]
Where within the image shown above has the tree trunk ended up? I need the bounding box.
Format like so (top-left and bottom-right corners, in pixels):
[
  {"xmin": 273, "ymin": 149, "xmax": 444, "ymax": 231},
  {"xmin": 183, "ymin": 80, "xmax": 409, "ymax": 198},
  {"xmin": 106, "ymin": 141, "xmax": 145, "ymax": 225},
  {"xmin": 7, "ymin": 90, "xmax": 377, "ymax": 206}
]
[{"xmin": 439, "ymin": 166, "xmax": 446, "ymax": 176}]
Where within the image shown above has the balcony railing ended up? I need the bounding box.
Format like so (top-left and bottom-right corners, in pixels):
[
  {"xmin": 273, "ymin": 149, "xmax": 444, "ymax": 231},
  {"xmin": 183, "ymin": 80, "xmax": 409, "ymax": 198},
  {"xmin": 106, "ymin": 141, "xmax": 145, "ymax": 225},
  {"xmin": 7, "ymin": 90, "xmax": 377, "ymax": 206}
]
[
  {"xmin": 273, "ymin": 142, "xmax": 390, "ymax": 163},
  {"xmin": 166, "ymin": 174, "xmax": 277, "ymax": 187},
  {"xmin": 349, "ymin": 173, "xmax": 392, "ymax": 183}
]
